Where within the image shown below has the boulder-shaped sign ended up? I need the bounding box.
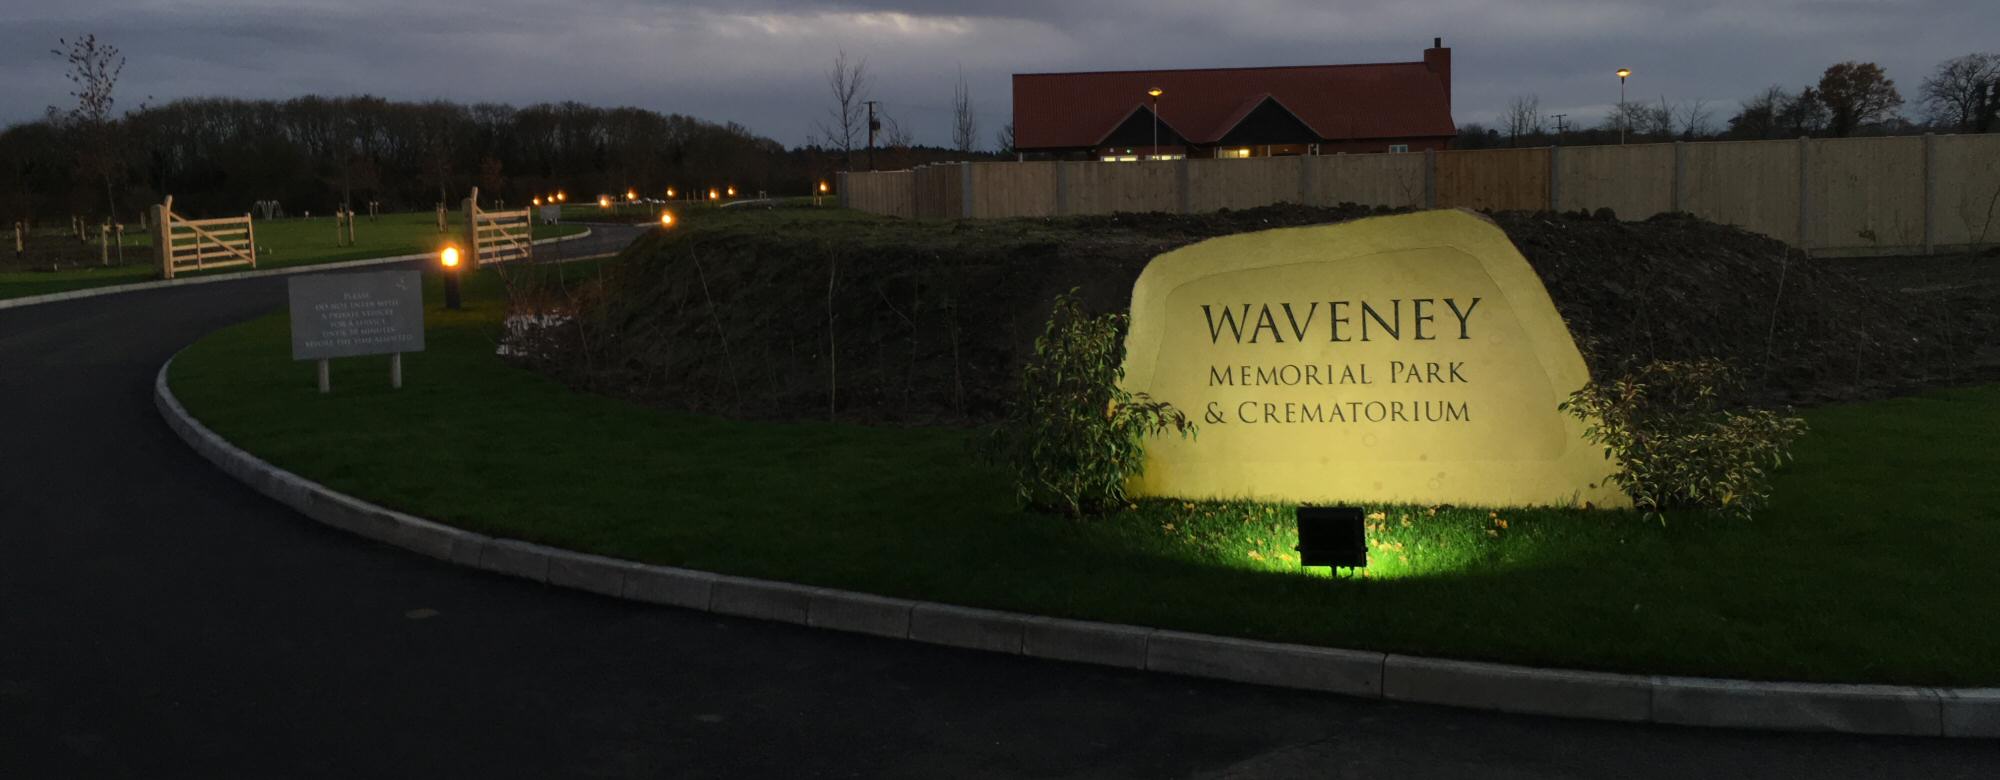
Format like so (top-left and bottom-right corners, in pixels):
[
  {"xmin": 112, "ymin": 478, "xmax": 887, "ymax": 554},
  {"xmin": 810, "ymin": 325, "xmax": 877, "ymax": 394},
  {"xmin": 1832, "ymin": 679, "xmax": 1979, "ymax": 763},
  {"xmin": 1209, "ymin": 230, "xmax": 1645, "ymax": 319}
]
[{"xmin": 1121, "ymin": 209, "xmax": 1625, "ymax": 508}]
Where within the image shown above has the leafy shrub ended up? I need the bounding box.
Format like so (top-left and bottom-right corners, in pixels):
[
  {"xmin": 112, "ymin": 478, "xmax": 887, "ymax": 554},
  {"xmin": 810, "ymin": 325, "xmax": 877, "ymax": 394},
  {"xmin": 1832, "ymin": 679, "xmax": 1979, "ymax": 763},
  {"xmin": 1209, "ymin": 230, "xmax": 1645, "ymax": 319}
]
[
  {"xmin": 990, "ymin": 290, "xmax": 1195, "ymax": 517},
  {"xmin": 1560, "ymin": 359, "xmax": 1807, "ymax": 523}
]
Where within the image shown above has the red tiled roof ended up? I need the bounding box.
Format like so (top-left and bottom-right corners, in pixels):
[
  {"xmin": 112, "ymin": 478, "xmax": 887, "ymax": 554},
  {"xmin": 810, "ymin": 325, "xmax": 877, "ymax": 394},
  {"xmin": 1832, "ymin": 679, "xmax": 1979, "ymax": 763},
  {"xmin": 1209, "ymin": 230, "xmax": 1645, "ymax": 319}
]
[{"xmin": 1012, "ymin": 61, "xmax": 1455, "ymax": 150}]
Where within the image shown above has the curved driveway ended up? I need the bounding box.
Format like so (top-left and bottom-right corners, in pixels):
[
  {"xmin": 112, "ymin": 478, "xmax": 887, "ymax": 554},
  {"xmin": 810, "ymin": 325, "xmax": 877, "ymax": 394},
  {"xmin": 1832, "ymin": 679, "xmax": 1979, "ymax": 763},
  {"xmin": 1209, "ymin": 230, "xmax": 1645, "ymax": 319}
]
[{"xmin": 3, "ymin": 226, "xmax": 1996, "ymax": 778}]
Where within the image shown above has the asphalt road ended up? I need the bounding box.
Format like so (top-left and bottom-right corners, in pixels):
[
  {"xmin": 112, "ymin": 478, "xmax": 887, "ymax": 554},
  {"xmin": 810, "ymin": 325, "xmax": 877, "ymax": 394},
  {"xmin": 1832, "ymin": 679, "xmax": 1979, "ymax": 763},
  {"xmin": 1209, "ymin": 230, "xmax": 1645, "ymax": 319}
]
[{"xmin": 3, "ymin": 226, "xmax": 1996, "ymax": 778}]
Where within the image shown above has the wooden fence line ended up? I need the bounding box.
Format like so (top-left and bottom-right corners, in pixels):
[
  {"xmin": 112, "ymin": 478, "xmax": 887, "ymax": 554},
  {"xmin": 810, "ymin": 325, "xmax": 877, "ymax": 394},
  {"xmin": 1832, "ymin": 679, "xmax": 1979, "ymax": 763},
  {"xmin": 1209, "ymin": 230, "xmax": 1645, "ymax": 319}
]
[{"xmin": 840, "ymin": 133, "xmax": 2000, "ymax": 256}]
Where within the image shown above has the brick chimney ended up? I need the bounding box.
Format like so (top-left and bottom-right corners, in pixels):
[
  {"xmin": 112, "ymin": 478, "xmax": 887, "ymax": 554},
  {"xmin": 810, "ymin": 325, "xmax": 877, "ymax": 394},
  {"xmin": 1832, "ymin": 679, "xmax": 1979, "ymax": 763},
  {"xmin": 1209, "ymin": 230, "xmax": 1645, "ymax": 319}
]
[{"xmin": 1424, "ymin": 37, "xmax": 1451, "ymax": 111}]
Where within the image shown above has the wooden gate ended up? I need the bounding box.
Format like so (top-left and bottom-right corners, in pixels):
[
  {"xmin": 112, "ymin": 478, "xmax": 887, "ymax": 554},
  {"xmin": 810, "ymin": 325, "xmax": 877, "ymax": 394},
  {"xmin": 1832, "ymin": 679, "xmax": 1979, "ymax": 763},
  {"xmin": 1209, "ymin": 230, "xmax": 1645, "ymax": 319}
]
[
  {"xmin": 463, "ymin": 187, "xmax": 532, "ymax": 268},
  {"xmin": 154, "ymin": 196, "xmax": 256, "ymax": 279}
]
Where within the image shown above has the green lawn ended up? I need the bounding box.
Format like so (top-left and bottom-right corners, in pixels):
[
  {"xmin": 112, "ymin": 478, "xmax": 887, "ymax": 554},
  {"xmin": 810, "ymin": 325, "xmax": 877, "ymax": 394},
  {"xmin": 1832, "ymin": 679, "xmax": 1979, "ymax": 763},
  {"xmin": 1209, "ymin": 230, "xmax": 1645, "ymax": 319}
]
[
  {"xmin": 1, "ymin": 211, "xmax": 585, "ymax": 301},
  {"xmin": 167, "ymin": 260, "xmax": 2000, "ymax": 686}
]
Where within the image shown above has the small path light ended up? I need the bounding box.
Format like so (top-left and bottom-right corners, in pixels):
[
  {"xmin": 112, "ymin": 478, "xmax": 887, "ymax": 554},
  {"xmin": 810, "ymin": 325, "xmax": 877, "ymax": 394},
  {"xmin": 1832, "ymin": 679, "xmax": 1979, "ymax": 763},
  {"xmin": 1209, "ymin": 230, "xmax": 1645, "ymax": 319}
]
[
  {"xmin": 666, "ymin": 187, "xmax": 677, "ymax": 199},
  {"xmin": 1295, "ymin": 506, "xmax": 1367, "ymax": 573},
  {"xmin": 659, "ymin": 211, "xmax": 675, "ymax": 228},
  {"xmin": 626, "ymin": 189, "xmax": 637, "ymax": 201},
  {"xmin": 440, "ymin": 245, "xmax": 463, "ymax": 310},
  {"xmin": 726, "ymin": 186, "xmax": 737, "ymax": 198},
  {"xmin": 532, "ymin": 197, "xmax": 542, "ymax": 206},
  {"xmin": 555, "ymin": 191, "xmax": 566, "ymax": 203},
  {"xmin": 708, "ymin": 188, "xmax": 720, "ymax": 201}
]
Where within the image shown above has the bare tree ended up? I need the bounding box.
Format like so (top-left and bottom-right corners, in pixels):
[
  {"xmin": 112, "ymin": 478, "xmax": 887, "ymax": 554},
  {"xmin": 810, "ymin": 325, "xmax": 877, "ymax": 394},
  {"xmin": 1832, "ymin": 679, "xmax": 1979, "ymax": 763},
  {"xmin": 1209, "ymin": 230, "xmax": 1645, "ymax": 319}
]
[
  {"xmin": 951, "ymin": 67, "xmax": 978, "ymax": 154},
  {"xmin": 994, "ymin": 122, "xmax": 1015, "ymax": 155},
  {"xmin": 1728, "ymin": 86, "xmax": 1791, "ymax": 139},
  {"xmin": 882, "ymin": 112, "xmax": 914, "ymax": 149},
  {"xmin": 1673, "ymin": 98, "xmax": 1715, "ymax": 140},
  {"xmin": 814, "ymin": 50, "xmax": 870, "ymax": 170},
  {"xmin": 1503, "ymin": 95, "xmax": 1543, "ymax": 146},
  {"xmin": 50, "ymin": 35, "xmax": 127, "ymax": 218},
  {"xmin": 1920, "ymin": 53, "xmax": 2000, "ymax": 130}
]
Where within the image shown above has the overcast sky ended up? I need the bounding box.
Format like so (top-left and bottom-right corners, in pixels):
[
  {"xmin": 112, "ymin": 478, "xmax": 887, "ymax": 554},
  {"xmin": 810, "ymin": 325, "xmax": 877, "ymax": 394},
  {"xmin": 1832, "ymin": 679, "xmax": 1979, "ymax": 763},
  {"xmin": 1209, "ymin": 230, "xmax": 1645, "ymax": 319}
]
[{"xmin": 5, "ymin": 0, "xmax": 1996, "ymax": 147}]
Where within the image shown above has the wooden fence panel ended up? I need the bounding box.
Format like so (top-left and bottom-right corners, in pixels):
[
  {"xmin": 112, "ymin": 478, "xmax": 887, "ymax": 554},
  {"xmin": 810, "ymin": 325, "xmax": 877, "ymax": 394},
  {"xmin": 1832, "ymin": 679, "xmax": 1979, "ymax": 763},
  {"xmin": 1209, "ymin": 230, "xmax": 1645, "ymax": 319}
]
[
  {"xmin": 1807, "ymin": 136, "xmax": 1925, "ymax": 254},
  {"xmin": 1681, "ymin": 140, "xmax": 1802, "ymax": 245},
  {"xmin": 1066, "ymin": 161, "xmax": 1179, "ymax": 215},
  {"xmin": 1555, "ymin": 143, "xmax": 1673, "ymax": 219},
  {"xmin": 1307, "ymin": 153, "xmax": 1426, "ymax": 208},
  {"xmin": 968, "ymin": 162, "xmax": 1058, "ymax": 218},
  {"xmin": 1187, "ymin": 157, "xmax": 1305, "ymax": 212},
  {"xmin": 1929, "ymin": 134, "xmax": 2000, "ymax": 250},
  {"xmin": 912, "ymin": 164, "xmax": 964, "ymax": 219},
  {"xmin": 1436, "ymin": 148, "xmax": 1549, "ymax": 211},
  {"xmin": 847, "ymin": 171, "xmax": 915, "ymax": 218}
]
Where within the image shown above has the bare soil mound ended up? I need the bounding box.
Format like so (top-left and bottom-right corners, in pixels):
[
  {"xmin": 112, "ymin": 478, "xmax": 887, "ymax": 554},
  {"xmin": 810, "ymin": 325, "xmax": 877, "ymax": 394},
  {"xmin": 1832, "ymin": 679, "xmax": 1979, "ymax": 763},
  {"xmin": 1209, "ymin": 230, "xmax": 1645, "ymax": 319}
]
[{"xmin": 512, "ymin": 204, "xmax": 1991, "ymax": 423}]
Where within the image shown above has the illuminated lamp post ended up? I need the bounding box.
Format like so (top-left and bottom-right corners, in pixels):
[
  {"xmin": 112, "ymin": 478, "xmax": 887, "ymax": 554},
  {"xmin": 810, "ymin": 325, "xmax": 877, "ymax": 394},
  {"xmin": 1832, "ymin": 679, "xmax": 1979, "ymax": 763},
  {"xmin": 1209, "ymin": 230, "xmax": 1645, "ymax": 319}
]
[
  {"xmin": 1616, "ymin": 68, "xmax": 1631, "ymax": 144},
  {"xmin": 667, "ymin": 187, "xmax": 677, "ymax": 199},
  {"xmin": 440, "ymin": 246, "xmax": 462, "ymax": 310},
  {"xmin": 1147, "ymin": 88, "xmax": 1164, "ymax": 160},
  {"xmin": 726, "ymin": 186, "xmax": 737, "ymax": 198},
  {"xmin": 817, "ymin": 180, "xmax": 829, "ymax": 206},
  {"xmin": 708, "ymin": 188, "xmax": 720, "ymax": 201},
  {"xmin": 659, "ymin": 211, "xmax": 675, "ymax": 229}
]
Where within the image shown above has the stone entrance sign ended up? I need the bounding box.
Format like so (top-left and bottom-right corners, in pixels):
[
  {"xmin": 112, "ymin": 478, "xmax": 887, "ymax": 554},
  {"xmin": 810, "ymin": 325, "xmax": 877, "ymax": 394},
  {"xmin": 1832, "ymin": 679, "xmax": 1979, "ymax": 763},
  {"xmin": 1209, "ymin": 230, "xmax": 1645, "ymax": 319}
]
[{"xmin": 1121, "ymin": 209, "xmax": 1625, "ymax": 508}]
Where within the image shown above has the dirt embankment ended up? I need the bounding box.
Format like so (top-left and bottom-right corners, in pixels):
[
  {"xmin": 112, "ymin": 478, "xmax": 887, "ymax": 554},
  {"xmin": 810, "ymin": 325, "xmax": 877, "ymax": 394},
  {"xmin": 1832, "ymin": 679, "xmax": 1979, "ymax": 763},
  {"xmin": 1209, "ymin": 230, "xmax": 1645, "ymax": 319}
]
[{"xmin": 510, "ymin": 204, "xmax": 1994, "ymax": 423}]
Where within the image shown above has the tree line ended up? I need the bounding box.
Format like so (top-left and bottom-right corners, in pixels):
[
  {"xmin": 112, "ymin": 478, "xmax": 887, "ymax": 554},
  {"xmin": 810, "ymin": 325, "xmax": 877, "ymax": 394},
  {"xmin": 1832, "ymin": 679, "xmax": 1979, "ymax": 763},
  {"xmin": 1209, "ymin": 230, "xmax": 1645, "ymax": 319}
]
[
  {"xmin": 1462, "ymin": 54, "xmax": 2000, "ymax": 149},
  {"xmin": 3, "ymin": 37, "xmax": 991, "ymax": 224}
]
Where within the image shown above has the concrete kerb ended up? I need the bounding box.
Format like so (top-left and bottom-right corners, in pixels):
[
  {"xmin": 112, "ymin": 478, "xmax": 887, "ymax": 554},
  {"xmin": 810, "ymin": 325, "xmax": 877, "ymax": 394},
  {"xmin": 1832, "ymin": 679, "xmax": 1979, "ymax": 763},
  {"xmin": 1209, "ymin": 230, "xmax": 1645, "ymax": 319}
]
[
  {"xmin": 0, "ymin": 227, "xmax": 594, "ymax": 312},
  {"xmin": 153, "ymin": 360, "xmax": 1994, "ymax": 739}
]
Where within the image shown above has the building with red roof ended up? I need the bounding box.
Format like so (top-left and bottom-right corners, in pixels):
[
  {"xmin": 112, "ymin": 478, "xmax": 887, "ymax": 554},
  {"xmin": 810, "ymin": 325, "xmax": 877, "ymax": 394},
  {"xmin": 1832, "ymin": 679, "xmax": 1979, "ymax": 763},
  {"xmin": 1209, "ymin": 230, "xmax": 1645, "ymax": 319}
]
[{"xmin": 1011, "ymin": 39, "xmax": 1456, "ymax": 160}]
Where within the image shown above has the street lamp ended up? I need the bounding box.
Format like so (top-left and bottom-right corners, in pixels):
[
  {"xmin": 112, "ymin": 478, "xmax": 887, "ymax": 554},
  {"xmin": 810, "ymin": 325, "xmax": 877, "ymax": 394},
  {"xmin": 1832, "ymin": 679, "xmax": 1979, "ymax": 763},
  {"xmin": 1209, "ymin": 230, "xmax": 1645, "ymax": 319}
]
[
  {"xmin": 439, "ymin": 246, "xmax": 462, "ymax": 310},
  {"xmin": 1147, "ymin": 88, "xmax": 1164, "ymax": 160},
  {"xmin": 1616, "ymin": 68, "xmax": 1631, "ymax": 144}
]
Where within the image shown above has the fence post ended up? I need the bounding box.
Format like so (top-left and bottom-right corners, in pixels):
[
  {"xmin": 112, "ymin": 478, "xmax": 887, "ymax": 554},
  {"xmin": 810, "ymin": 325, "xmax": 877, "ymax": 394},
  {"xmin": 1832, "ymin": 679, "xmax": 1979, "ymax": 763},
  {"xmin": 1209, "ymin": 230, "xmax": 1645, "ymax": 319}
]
[
  {"xmin": 99, "ymin": 223, "xmax": 108, "ymax": 266},
  {"xmin": 1672, "ymin": 141, "xmax": 1687, "ymax": 213},
  {"xmin": 154, "ymin": 201, "xmax": 172, "ymax": 279},
  {"xmin": 961, "ymin": 162, "xmax": 975, "ymax": 219},
  {"xmin": 1547, "ymin": 145, "xmax": 1561, "ymax": 212},
  {"xmin": 1797, "ymin": 136, "xmax": 1812, "ymax": 256},
  {"xmin": 12, "ymin": 221, "xmax": 21, "ymax": 261},
  {"xmin": 1923, "ymin": 133, "xmax": 1937, "ymax": 256},
  {"xmin": 115, "ymin": 223, "xmax": 125, "ymax": 264},
  {"xmin": 1177, "ymin": 158, "xmax": 1192, "ymax": 214},
  {"xmin": 1298, "ymin": 155, "xmax": 1314, "ymax": 206},
  {"xmin": 245, "ymin": 214, "xmax": 257, "ymax": 268},
  {"xmin": 1423, "ymin": 149, "xmax": 1437, "ymax": 209},
  {"xmin": 464, "ymin": 188, "xmax": 480, "ymax": 270},
  {"xmin": 1055, "ymin": 162, "xmax": 1069, "ymax": 216}
]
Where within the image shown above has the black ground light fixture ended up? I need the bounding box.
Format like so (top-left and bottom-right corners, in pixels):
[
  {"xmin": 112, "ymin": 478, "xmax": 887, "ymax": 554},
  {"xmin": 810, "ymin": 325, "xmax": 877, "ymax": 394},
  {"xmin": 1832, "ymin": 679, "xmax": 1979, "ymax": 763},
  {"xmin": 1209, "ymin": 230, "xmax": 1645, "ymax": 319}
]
[
  {"xmin": 1295, "ymin": 506, "xmax": 1367, "ymax": 571},
  {"xmin": 440, "ymin": 246, "xmax": 462, "ymax": 310}
]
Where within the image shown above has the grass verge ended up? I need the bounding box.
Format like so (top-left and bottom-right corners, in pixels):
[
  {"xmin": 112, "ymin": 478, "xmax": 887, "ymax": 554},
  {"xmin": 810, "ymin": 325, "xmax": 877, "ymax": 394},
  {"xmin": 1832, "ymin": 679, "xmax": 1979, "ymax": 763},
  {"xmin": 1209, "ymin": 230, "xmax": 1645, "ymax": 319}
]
[
  {"xmin": 1, "ymin": 211, "xmax": 585, "ymax": 301},
  {"xmin": 167, "ymin": 256, "xmax": 2000, "ymax": 686}
]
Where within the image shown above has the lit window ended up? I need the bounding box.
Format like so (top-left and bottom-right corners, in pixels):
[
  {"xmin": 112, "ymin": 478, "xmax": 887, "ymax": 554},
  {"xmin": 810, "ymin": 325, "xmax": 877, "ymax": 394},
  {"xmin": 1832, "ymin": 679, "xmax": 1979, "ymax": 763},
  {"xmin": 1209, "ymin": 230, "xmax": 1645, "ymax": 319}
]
[
  {"xmin": 1388, "ymin": 144, "xmax": 1410, "ymax": 153},
  {"xmin": 1100, "ymin": 155, "xmax": 1139, "ymax": 162},
  {"xmin": 1219, "ymin": 148, "xmax": 1252, "ymax": 159},
  {"xmin": 1145, "ymin": 154, "xmax": 1186, "ymax": 161}
]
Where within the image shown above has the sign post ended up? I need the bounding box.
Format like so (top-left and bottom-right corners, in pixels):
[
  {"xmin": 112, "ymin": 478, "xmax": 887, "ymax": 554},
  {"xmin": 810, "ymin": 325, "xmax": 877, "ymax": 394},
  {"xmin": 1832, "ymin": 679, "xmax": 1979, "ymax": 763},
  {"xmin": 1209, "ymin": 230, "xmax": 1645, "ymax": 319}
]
[{"xmin": 288, "ymin": 270, "xmax": 426, "ymax": 393}]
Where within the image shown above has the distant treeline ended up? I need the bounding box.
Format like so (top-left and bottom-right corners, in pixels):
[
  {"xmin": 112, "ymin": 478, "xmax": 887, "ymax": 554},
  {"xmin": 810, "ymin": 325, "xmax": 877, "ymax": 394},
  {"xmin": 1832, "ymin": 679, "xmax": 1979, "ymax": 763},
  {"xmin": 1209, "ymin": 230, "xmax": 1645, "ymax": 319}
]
[{"xmin": 0, "ymin": 95, "xmax": 994, "ymax": 223}]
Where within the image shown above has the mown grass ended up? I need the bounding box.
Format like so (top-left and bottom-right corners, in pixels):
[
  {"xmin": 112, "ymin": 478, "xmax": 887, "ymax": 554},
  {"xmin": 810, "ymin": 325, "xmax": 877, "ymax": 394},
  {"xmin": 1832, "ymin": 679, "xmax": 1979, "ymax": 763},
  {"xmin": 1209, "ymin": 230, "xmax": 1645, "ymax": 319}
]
[
  {"xmin": 167, "ymin": 222, "xmax": 2000, "ymax": 686},
  {"xmin": 0, "ymin": 211, "xmax": 585, "ymax": 300}
]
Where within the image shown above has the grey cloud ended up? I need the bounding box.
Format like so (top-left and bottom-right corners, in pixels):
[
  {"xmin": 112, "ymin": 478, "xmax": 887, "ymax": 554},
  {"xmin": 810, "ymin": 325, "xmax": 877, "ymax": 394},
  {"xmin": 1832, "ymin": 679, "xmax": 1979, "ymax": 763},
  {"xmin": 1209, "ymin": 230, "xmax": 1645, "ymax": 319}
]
[{"xmin": 5, "ymin": 0, "xmax": 1996, "ymax": 148}]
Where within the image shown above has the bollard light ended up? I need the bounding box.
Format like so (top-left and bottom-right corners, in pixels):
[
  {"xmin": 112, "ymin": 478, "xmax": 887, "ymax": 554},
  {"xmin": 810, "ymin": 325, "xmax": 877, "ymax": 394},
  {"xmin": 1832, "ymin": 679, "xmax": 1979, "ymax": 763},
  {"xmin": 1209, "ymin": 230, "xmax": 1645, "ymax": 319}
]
[
  {"xmin": 726, "ymin": 186, "xmax": 737, "ymax": 197},
  {"xmin": 532, "ymin": 197, "xmax": 542, "ymax": 206},
  {"xmin": 818, "ymin": 181, "xmax": 829, "ymax": 193},
  {"xmin": 440, "ymin": 246, "xmax": 463, "ymax": 310},
  {"xmin": 708, "ymin": 188, "xmax": 719, "ymax": 200},
  {"xmin": 599, "ymin": 196, "xmax": 611, "ymax": 208},
  {"xmin": 666, "ymin": 187, "xmax": 676, "ymax": 198},
  {"xmin": 556, "ymin": 191, "xmax": 566, "ymax": 203},
  {"xmin": 626, "ymin": 189, "xmax": 637, "ymax": 201},
  {"xmin": 659, "ymin": 211, "xmax": 675, "ymax": 228}
]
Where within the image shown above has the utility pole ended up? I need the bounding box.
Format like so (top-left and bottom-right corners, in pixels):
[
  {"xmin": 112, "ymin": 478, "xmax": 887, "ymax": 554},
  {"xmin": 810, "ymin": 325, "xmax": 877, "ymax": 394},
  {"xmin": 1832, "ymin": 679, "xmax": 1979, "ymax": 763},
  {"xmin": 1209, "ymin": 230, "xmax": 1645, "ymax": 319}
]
[
  {"xmin": 865, "ymin": 100, "xmax": 880, "ymax": 171},
  {"xmin": 1551, "ymin": 113, "xmax": 1568, "ymax": 144}
]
